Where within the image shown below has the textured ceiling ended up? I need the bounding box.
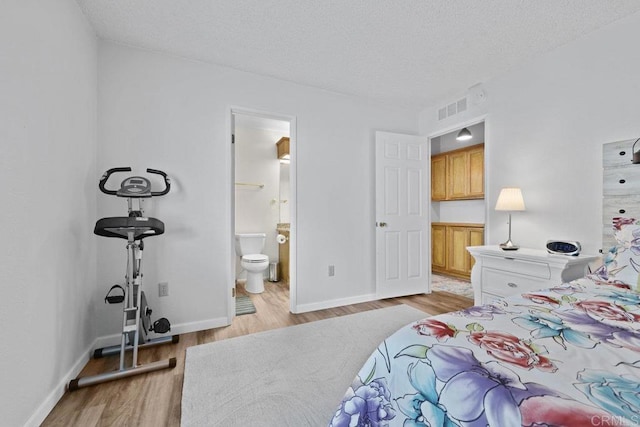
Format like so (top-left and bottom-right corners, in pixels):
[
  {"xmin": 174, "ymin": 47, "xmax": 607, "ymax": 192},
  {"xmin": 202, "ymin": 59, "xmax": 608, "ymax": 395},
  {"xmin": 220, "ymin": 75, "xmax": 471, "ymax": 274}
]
[{"xmin": 76, "ymin": 0, "xmax": 640, "ymax": 109}]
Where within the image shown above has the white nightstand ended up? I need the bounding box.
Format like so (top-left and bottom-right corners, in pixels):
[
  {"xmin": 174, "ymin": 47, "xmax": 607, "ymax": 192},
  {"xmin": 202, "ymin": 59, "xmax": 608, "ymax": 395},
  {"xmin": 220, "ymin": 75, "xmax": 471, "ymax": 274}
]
[{"xmin": 467, "ymin": 246, "xmax": 600, "ymax": 306}]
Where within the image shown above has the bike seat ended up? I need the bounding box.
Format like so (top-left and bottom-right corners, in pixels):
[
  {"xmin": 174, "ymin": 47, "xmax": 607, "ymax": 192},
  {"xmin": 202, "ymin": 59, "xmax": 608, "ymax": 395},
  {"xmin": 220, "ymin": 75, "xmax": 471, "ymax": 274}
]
[{"xmin": 94, "ymin": 216, "xmax": 164, "ymax": 240}]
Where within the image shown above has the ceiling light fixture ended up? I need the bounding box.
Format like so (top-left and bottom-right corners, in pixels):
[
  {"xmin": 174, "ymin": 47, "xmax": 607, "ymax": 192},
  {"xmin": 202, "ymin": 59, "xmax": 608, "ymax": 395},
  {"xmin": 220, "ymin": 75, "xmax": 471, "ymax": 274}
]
[{"xmin": 456, "ymin": 127, "xmax": 472, "ymax": 141}]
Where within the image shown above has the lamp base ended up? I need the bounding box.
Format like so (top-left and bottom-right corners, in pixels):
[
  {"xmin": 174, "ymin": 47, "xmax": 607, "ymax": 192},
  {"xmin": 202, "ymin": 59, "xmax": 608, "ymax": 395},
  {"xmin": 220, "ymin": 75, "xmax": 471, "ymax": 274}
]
[{"xmin": 499, "ymin": 239, "xmax": 519, "ymax": 251}]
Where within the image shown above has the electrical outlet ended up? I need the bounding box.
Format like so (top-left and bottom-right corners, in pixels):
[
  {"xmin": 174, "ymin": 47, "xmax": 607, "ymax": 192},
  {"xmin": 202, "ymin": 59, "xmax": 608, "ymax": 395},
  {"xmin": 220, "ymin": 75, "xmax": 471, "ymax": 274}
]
[
  {"xmin": 328, "ymin": 265, "xmax": 335, "ymax": 276},
  {"xmin": 159, "ymin": 282, "xmax": 169, "ymax": 297}
]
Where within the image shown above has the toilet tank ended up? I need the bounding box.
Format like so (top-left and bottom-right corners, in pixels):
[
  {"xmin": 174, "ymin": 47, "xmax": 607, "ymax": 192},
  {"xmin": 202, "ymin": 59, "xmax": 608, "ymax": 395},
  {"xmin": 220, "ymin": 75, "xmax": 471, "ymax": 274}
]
[{"xmin": 235, "ymin": 233, "xmax": 266, "ymax": 256}]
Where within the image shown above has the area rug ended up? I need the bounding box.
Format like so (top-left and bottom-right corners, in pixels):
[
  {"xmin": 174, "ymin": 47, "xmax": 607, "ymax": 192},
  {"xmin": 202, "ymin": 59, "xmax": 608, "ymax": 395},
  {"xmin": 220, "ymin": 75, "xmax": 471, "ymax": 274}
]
[
  {"xmin": 431, "ymin": 273, "xmax": 474, "ymax": 299},
  {"xmin": 235, "ymin": 295, "xmax": 256, "ymax": 315},
  {"xmin": 181, "ymin": 304, "xmax": 428, "ymax": 426}
]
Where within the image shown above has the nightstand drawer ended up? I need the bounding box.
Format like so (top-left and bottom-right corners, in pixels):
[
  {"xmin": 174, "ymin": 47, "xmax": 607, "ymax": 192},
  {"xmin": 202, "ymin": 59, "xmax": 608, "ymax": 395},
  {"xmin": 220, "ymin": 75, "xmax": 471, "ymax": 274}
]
[
  {"xmin": 468, "ymin": 246, "xmax": 599, "ymax": 306},
  {"xmin": 482, "ymin": 268, "xmax": 547, "ymax": 297},
  {"xmin": 481, "ymin": 291, "xmax": 503, "ymax": 306},
  {"xmin": 482, "ymin": 256, "xmax": 551, "ymax": 279}
]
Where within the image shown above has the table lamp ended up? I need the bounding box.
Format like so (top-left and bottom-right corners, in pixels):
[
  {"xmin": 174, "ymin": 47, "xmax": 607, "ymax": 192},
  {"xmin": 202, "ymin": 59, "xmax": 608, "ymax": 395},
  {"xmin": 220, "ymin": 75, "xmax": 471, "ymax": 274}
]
[{"xmin": 495, "ymin": 187, "xmax": 525, "ymax": 250}]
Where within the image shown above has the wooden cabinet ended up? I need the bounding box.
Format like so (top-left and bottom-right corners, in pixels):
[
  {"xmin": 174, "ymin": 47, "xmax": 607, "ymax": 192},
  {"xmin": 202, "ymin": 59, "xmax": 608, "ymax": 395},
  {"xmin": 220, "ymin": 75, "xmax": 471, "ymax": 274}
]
[
  {"xmin": 431, "ymin": 144, "xmax": 484, "ymax": 201},
  {"xmin": 468, "ymin": 147, "xmax": 484, "ymax": 197},
  {"xmin": 431, "ymin": 155, "xmax": 447, "ymax": 200},
  {"xmin": 447, "ymin": 151, "xmax": 468, "ymax": 199},
  {"xmin": 432, "ymin": 223, "xmax": 484, "ymax": 279},
  {"xmin": 431, "ymin": 153, "xmax": 447, "ymax": 201},
  {"xmin": 431, "ymin": 224, "xmax": 447, "ymax": 271},
  {"xmin": 276, "ymin": 137, "xmax": 290, "ymax": 160},
  {"xmin": 467, "ymin": 246, "xmax": 599, "ymax": 306}
]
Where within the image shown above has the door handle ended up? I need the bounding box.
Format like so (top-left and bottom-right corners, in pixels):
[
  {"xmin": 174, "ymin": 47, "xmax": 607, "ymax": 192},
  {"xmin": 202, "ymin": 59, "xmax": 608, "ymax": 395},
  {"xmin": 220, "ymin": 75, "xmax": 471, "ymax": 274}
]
[{"xmin": 378, "ymin": 222, "xmax": 387, "ymax": 227}]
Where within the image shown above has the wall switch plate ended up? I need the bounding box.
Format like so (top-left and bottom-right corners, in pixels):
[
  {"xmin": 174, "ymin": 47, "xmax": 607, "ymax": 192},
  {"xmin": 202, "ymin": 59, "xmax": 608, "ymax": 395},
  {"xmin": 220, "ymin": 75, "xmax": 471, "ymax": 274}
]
[
  {"xmin": 159, "ymin": 282, "xmax": 169, "ymax": 297},
  {"xmin": 328, "ymin": 265, "xmax": 335, "ymax": 276}
]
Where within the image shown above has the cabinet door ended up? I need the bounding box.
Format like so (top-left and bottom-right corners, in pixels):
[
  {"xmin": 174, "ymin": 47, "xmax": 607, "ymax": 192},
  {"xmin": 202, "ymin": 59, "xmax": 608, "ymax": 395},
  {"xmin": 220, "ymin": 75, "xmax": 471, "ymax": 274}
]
[
  {"xmin": 468, "ymin": 228, "xmax": 484, "ymax": 271},
  {"xmin": 447, "ymin": 227, "xmax": 470, "ymax": 276},
  {"xmin": 468, "ymin": 147, "xmax": 484, "ymax": 198},
  {"xmin": 431, "ymin": 155, "xmax": 447, "ymax": 201},
  {"xmin": 276, "ymin": 137, "xmax": 290, "ymax": 159},
  {"xmin": 431, "ymin": 224, "xmax": 447, "ymax": 271},
  {"xmin": 447, "ymin": 151, "xmax": 469, "ymax": 199}
]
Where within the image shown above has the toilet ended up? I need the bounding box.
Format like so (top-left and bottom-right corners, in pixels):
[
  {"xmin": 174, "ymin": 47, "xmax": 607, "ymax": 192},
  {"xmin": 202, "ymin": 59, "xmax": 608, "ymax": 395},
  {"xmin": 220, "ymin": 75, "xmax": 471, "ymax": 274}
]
[{"xmin": 235, "ymin": 233, "xmax": 269, "ymax": 294}]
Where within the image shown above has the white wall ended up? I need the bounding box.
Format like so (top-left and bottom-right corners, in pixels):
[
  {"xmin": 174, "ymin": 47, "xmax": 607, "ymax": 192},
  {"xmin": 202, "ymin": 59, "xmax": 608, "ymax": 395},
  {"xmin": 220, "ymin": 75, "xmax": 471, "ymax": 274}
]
[
  {"xmin": 279, "ymin": 163, "xmax": 291, "ymax": 224},
  {"xmin": 432, "ymin": 200, "xmax": 486, "ymax": 224},
  {"xmin": 96, "ymin": 41, "xmax": 419, "ymax": 340},
  {"xmin": 420, "ymin": 11, "xmax": 640, "ymax": 256},
  {"xmin": 0, "ymin": 1, "xmax": 97, "ymax": 425}
]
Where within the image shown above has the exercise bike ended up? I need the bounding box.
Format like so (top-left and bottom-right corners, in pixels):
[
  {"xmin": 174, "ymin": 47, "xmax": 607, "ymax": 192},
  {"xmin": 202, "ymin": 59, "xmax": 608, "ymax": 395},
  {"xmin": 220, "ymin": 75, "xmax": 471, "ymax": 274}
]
[{"xmin": 69, "ymin": 167, "xmax": 178, "ymax": 391}]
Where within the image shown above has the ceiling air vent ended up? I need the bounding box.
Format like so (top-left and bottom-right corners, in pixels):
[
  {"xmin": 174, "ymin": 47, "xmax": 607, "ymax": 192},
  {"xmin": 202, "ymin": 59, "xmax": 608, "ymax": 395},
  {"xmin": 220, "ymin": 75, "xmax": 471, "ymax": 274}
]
[
  {"xmin": 438, "ymin": 97, "xmax": 468, "ymax": 121},
  {"xmin": 456, "ymin": 97, "xmax": 467, "ymax": 113}
]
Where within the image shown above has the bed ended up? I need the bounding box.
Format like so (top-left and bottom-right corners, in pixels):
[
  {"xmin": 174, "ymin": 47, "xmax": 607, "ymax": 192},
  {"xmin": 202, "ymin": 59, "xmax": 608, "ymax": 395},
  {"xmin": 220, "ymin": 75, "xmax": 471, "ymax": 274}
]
[{"xmin": 330, "ymin": 218, "xmax": 640, "ymax": 427}]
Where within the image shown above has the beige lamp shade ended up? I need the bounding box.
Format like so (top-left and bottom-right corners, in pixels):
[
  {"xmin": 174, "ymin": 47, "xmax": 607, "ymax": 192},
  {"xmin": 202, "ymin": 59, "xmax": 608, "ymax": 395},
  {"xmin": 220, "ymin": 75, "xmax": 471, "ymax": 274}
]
[{"xmin": 495, "ymin": 187, "xmax": 525, "ymax": 211}]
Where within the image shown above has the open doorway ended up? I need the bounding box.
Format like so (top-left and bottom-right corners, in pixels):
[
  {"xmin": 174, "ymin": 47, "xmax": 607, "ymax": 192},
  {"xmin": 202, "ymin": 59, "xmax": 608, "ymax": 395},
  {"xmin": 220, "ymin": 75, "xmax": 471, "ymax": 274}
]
[
  {"xmin": 429, "ymin": 120, "xmax": 485, "ymax": 298},
  {"xmin": 230, "ymin": 108, "xmax": 296, "ymax": 322}
]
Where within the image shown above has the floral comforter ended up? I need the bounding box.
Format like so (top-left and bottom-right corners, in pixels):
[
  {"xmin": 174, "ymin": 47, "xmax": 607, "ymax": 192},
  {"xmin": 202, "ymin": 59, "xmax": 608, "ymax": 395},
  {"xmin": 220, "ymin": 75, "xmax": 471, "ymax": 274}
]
[{"xmin": 329, "ymin": 278, "xmax": 640, "ymax": 426}]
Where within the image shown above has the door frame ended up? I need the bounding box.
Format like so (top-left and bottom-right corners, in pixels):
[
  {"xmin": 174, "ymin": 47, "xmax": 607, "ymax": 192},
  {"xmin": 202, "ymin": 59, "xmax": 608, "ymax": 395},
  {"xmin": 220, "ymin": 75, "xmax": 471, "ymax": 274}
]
[
  {"xmin": 426, "ymin": 114, "xmax": 489, "ymax": 257},
  {"xmin": 426, "ymin": 115, "xmax": 487, "ymax": 145},
  {"xmin": 228, "ymin": 106, "xmax": 298, "ymax": 322}
]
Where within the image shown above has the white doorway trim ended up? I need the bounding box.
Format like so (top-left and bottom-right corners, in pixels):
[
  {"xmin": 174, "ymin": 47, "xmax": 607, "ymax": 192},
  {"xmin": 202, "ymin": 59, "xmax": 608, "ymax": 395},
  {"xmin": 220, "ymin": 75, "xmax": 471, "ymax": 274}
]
[
  {"xmin": 228, "ymin": 106, "xmax": 298, "ymax": 322},
  {"xmin": 427, "ymin": 114, "xmax": 487, "ymax": 140}
]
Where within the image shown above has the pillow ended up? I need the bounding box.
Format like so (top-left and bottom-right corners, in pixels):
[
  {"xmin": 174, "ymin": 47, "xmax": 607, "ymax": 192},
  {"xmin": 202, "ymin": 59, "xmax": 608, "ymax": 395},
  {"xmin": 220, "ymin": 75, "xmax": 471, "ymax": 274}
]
[{"xmin": 588, "ymin": 217, "xmax": 640, "ymax": 291}]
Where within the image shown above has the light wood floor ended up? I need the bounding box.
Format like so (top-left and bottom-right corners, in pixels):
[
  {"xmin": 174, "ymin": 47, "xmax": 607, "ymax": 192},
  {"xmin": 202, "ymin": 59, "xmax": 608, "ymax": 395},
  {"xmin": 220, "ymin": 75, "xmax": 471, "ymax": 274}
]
[{"xmin": 42, "ymin": 283, "xmax": 472, "ymax": 426}]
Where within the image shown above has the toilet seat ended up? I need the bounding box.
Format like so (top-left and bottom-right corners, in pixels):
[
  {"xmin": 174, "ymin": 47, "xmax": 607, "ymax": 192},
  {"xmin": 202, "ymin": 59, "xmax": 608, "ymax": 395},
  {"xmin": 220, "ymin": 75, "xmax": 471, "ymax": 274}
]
[{"xmin": 242, "ymin": 254, "xmax": 268, "ymax": 263}]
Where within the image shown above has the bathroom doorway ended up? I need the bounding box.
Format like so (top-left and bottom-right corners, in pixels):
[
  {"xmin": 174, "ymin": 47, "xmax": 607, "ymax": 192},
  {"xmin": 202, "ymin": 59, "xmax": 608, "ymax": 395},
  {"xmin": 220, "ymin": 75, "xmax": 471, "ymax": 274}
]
[{"xmin": 230, "ymin": 108, "xmax": 296, "ymax": 322}]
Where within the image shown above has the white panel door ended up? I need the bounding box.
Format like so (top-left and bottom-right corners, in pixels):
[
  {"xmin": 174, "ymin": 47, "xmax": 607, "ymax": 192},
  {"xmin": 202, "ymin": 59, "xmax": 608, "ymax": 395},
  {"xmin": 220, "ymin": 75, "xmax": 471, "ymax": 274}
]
[{"xmin": 375, "ymin": 131, "xmax": 430, "ymax": 298}]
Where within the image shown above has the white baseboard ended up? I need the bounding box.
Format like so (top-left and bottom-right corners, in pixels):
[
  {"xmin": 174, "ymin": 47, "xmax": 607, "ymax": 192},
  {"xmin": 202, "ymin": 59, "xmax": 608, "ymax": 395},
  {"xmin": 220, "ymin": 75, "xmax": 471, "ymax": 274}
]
[
  {"xmin": 169, "ymin": 316, "xmax": 229, "ymax": 336},
  {"xmin": 28, "ymin": 316, "xmax": 228, "ymax": 426},
  {"xmin": 93, "ymin": 315, "xmax": 229, "ymax": 349},
  {"xmin": 25, "ymin": 339, "xmax": 95, "ymax": 427},
  {"xmin": 294, "ymin": 293, "xmax": 377, "ymax": 313}
]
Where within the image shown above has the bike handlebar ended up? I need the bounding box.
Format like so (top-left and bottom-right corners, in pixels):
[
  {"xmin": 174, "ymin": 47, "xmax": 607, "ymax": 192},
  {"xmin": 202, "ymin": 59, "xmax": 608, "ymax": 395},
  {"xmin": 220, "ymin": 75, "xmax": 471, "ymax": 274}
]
[
  {"xmin": 98, "ymin": 167, "xmax": 171, "ymax": 197},
  {"xmin": 99, "ymin": 167, "xmax": 132, "ymax": 195},
  {"xmin": 146, "ymin": 168, "xmax": 171, "ymax": 196}
]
